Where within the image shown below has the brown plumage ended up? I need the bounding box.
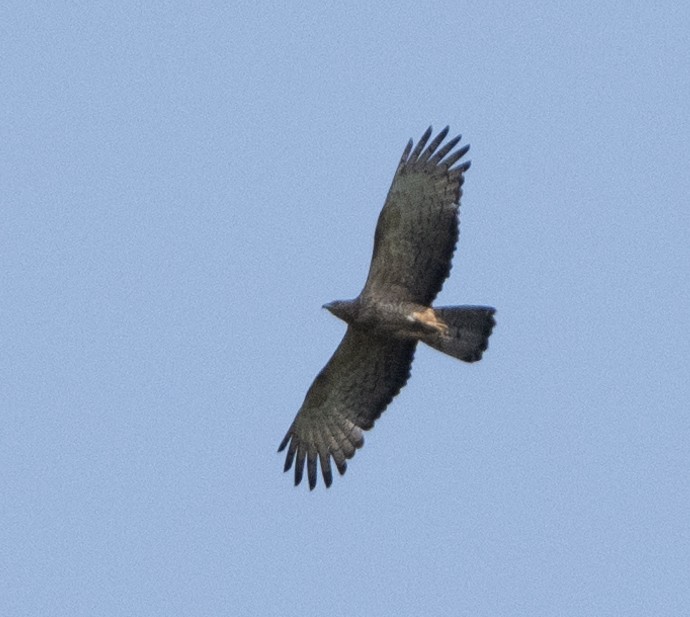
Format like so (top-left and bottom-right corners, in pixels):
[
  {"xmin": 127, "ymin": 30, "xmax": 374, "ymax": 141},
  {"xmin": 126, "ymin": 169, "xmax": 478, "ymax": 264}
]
[{"xmin": 279, "ymin": 127, "xmax": 495, "ymax": 490}]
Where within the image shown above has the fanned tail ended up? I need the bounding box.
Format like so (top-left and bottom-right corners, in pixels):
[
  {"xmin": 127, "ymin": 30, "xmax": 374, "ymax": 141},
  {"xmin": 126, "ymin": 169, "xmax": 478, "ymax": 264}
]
[{"xmin": 423, "ymin": 306, "xmax": 495, "ymax": 362}]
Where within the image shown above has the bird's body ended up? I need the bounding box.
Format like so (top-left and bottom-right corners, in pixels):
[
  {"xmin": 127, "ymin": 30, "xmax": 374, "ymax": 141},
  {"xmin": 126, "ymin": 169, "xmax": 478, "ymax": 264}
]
[
  {"xmin": 325, "ymin": 298, "xmax": 444, "ymax": 338},
  {"xmin": 279, "ymin": 126, "xmax": 495, "ymax": 489}
]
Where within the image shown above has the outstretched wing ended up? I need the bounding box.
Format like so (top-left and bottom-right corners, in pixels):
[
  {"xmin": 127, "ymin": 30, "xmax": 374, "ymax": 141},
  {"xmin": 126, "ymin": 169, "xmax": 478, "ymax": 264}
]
[
  {"xmin": 362, "ymin": 126, "xmax": 470, "ymax": 305},
  {"xmin": 278, "ymin": 328, "xmax": 416, "ymax": 490}
]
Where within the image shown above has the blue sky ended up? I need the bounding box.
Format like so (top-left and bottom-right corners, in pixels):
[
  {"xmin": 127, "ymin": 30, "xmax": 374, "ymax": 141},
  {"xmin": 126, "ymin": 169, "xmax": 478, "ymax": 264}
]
[{"xmin": 2, "ymin": 2, "xmax": 689, "ymax": 616}]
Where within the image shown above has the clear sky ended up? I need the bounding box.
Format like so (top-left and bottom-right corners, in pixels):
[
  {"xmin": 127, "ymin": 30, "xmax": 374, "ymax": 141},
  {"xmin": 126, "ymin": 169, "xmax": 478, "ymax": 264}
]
[{"xmin": 2, "ymin": 2, "xmax": 689, "ymax": 616}]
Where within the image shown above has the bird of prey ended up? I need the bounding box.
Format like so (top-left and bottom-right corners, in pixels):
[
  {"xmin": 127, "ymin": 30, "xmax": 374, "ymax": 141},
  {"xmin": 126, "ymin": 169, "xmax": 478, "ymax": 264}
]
[{"xmin": 279, "ymin": 126, "xmax": 495, "ymax": 490}]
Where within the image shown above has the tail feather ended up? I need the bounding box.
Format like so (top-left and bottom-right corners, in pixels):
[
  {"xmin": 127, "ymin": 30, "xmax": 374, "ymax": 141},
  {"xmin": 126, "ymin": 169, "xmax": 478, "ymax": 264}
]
[{"xmin": 423, "ymin": 306, "xmax": 495, "ymax": 362}]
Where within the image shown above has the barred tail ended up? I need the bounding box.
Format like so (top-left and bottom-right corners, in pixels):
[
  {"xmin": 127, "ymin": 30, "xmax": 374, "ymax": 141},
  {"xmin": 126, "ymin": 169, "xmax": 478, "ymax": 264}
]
[{"xmin": 423, "ymin": 306, "xmax": 496, "ymax": 363}]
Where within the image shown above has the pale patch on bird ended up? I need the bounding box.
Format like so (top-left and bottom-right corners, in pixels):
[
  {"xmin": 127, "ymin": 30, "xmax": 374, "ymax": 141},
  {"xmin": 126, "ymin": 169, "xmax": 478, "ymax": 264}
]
[{"xmin": 410, "ymin": 307, "xmax": 449, "ymax": 336}]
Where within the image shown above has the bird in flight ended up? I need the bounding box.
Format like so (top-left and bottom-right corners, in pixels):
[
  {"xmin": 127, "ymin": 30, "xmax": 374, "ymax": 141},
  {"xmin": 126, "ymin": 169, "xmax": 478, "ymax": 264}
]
[{"xmin": 279, "ymin": 126, "xmax": 495, "ymax": 489}]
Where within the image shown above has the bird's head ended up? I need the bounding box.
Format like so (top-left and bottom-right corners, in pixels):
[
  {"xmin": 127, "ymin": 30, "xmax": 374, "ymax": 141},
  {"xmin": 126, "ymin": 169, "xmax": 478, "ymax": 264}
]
[{"xmin": 323, "ymin": 299, "xmax": 357, "ymax": 324}]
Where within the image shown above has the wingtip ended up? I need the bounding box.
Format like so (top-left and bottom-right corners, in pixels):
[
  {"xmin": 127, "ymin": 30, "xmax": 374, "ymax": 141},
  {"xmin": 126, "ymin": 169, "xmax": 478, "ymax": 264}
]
[
  {"xmin": 408, "ymin": 127, "xmax": 433, "ymax": 163},
  {"xmin": 419, "ymin": 126, "xmax": 451, "ymax": 163},
  {"xmin": 277, "ymin": 433, "xmax": 289, "ymax": 453},
  {"xmin": 444, "ymin": 143, "xmax": 471, "ymax": 169},
  {"xmin": 400, "ymin": 138, "xmax": 413, "ymax": 164},
  {"xmin": 420, "ymin": 125, "xmax": 433, "ymax": 146},
  {"xmin": 294, "ymin": 463, "xmax": 304, "ymax": 486},
  {"xmin": 283, "ymin": 452, "xmax": 293, "ymax": 473}
]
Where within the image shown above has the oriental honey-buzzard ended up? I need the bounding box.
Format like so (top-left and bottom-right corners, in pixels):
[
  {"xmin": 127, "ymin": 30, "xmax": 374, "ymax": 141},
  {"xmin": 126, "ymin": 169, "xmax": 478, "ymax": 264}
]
[{"xmin": 278, "ymin": 126, "xmax": 495, "ymax": 490}]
